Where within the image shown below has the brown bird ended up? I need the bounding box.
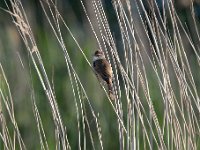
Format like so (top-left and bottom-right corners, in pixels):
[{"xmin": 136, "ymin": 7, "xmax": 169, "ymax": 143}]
[{"xmin": 93, "ymin": 50, "xmax": 115, "ymax": 100}]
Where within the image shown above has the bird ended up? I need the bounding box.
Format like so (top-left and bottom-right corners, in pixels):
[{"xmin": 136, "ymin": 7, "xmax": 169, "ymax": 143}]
[{"xmin": 93, "ymin": 50, "xmax": 115, "ymax": 100}]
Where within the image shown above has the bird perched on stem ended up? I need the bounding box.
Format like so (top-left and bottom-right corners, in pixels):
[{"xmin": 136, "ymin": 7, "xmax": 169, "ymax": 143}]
[{"xmin": 93, "ymin": 50, "xmax": 115, "ymax": 100}]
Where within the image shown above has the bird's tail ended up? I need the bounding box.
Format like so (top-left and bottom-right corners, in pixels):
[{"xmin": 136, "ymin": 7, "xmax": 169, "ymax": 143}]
[{"xmin": 108, "ymin": 82, "xmax": 115, "ymax": 100}]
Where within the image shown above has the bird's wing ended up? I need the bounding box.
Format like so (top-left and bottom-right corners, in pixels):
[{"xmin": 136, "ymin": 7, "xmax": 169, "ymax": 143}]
[{"xmin": 93, "ymin": 59, "xmax": 112, "ymax": 84}]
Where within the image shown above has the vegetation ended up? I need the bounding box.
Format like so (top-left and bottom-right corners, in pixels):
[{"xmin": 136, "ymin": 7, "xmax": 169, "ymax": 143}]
[{"xmin": 0, "ymin": 0, "xmax": 200, "ymax": 149}]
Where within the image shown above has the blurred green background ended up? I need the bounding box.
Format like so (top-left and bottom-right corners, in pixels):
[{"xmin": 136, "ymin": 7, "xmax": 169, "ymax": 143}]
[
  {"xmin": 0, "ymin": 0, "xmax": 119, "ymax": 149},
  {"xmin": 0, "ymin": 0, "xmax": 200, "ymax": 149}
]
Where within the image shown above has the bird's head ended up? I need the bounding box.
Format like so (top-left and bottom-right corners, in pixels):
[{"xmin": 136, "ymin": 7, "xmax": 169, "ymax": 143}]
[{"xmin": 93, "ymin": 50, "xmax": 105, "ymax": 61}]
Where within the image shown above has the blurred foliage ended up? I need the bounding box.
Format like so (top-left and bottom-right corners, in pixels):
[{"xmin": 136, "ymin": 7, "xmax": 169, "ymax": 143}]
[{"xmin": 0, "ymin": 0, "xmax": 200, "ymax": 149}]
